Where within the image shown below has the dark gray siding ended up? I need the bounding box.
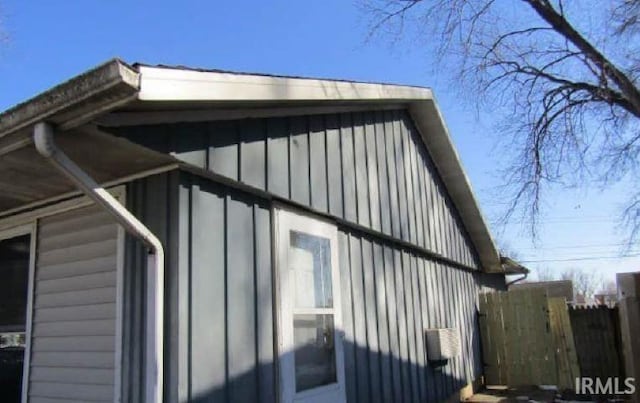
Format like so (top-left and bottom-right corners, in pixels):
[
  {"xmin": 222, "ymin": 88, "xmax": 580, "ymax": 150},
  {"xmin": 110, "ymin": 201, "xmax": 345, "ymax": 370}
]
[
  {"xmin": 110, "ymin": 108, "xmax": 480, "ymax": 270},
  {"xmin": 124, "ymin": 171, "xmax": 182, "ymax": 403},
  {"xmin": 125, "ymin": 171, "xmax": 275, "ymax": 403},
  {"xmin": 338, "ymin": 227, "xmax": 483, "ymax": 403},
  {"xmin": 123, "ymin": 169, "xmax": 490, "ymax": 403}
]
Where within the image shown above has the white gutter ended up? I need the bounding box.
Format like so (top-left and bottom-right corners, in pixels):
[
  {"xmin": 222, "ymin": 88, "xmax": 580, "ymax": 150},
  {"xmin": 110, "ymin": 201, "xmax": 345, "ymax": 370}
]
[{"xmin": 33, "ymin": 122, "xmax": 163, "ymax": 403}]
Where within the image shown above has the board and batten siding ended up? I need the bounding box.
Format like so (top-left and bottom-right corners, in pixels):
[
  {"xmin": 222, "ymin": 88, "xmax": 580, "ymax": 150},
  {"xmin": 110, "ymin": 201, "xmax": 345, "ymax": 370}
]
[
  {"xmin": 124, "ymin": 171, "xmax": 487, "ymax": 403},
  {"xmin": 180, "ymin": 176, "xmax": 275, "ymax": 403},
  {"xmin": 111, "ymin": 108, "xmax": 479, "ymax": 270},
  {"xmin": 27, "ymin": 205, "xmax": 122, "ymax": 403},
  {"xmin": 125, "ymin": 172, "xmax": 275, "ymax": 403},
  {"xmin": 338, "ymin": 227, "xmax": 482, "ymax": 403}
]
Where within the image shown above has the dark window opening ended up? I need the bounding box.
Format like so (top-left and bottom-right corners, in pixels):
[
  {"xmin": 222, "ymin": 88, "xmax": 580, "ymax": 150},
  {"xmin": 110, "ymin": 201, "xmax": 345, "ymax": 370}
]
[{"xmin": 0, "ymin": 234, "xmax": 31, "ymax": 403}]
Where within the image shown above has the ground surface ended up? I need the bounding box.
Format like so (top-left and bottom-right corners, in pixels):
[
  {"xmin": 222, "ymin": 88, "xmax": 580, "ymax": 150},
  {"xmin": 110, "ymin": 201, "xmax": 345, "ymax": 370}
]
[{"xmin": 465, "ymin": 386, "xmax": 626, "ymax": 402}]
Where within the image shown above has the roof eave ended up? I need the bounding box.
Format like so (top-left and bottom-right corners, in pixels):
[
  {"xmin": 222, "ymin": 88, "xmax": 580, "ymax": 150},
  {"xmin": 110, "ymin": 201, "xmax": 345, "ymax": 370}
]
[
  {"xmin": 0, "ymin": 59, "xmax": 140, "ymax": 140},
  {"xmin": 500, "ymin": 256, "xmax": 531, "ymax": 275},
  {"xmin": 0, "ymin": 61, "xmax": 503, "ymax": 273}
]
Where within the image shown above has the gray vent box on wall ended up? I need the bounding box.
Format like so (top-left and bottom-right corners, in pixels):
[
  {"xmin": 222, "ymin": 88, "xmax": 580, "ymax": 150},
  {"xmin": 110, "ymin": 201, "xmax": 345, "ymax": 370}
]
[{"xmin": 425, "ymin": 328, "xmax": 461, "ymax": 361}]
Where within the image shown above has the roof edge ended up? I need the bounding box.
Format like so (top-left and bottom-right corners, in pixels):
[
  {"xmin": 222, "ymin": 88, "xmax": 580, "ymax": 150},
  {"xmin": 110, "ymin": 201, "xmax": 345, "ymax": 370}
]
[
  {"xmin": 0, "ymin": 60, "xmax": 503, "ymax": 273},
  {"xmin": 0, "ymin": 59, "xmax": 140, "ymax": 139},
  {"xmin": 500, "ymin": 256, "xmax": 530, "ymax": 275},
  {"xmin": 137, "ymin": 65, "xmax": 433, "ymax": 102}
]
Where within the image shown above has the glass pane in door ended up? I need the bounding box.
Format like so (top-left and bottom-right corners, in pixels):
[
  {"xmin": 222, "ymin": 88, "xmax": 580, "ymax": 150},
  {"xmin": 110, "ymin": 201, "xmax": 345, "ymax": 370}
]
[
  {"xmin": 289, "ymin": 231, "xmax": 333, "ymax": 309},
  {"xmin": 0, "ymin": 234, "xmax": 31, "ymax": 403},
  {"xmin": 293, "ymin": 314, "xmax": 336, "ymax": 392}
]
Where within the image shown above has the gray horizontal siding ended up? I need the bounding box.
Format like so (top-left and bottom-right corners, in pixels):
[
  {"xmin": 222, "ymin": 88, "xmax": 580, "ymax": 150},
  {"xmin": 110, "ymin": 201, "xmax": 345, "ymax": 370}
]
[
  {"xmin": 111, "ymin": 108, "xmax": 480, "ymax": 269},
  {"xmin": 29, "ymin": 205, "xmax": 120, "ymax": 403},
  {"xmin": 339, "ymin": 228, "xmax": 482, "ymax": 402}
]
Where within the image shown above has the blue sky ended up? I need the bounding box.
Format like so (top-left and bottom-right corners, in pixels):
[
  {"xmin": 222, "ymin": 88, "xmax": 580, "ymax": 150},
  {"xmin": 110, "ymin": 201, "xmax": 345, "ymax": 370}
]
[{"xmin": 1, "ymin": 0, "xmax": 637, "ymax": 284}]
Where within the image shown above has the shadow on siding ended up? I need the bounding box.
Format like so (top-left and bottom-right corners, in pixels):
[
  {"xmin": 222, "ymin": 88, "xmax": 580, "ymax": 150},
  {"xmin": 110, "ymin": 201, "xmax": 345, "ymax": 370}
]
[{"xmin": 189, "ymin": 340, "xmax": 470, "ymax": 403}]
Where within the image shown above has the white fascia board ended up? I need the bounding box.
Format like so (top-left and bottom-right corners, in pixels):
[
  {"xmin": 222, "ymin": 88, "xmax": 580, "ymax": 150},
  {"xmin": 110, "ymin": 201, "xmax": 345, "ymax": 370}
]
[{"xmin": 138, "ymin": 66, "xmax": 433, "ymax": 102}]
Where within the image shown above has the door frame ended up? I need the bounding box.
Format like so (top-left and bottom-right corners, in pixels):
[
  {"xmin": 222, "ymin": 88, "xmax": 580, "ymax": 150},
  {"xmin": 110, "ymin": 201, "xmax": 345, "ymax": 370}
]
[{"xmin": 273, "ymin": 205, "xmax": 346, "ymax": 403}]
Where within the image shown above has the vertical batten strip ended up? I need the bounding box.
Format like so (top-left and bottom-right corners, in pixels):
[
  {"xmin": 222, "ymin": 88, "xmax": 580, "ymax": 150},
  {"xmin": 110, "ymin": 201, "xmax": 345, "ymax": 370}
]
[
  {"xmin": 309, "ymin": 115, "xmax": 328, "ymax": 213},
  {"xmin": 341, "ymin": 113, "xmax": 358, "ymax": 223},
  {"xmin": 365, "ymin": 113, "xmax": 381, "ymax": 232},
  {"xmin": 362, "ymin": 238, "xmax": 382, "ymax": 403}
]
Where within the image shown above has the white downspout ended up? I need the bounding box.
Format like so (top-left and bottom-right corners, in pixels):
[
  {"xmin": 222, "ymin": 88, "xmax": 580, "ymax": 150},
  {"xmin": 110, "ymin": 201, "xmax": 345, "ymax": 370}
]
[{"xmin": 33, "ymin": 122, "xmax": 164, "ymax": 403}]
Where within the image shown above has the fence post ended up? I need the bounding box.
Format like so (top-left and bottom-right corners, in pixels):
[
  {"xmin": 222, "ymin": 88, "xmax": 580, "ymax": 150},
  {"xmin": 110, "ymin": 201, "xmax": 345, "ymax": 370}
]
[{"xmin": 619, "ymin": 297, "xmax": 640, "ymax": 402}]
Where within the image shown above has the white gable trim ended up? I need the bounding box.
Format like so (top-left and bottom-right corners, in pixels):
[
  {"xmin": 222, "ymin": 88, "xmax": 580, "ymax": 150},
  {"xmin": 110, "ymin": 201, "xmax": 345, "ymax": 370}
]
[{"xmin": 137, "ymin": 66, "xmax": 433, "ymax": 102}]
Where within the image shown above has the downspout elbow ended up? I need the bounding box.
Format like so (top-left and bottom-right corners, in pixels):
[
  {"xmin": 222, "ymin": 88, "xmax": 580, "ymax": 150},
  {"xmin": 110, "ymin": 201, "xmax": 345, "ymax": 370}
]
[
  {"xmin": 507, "ymin": 272, "xmax": 528, "ymax": 287},
  {"xmin": 33, "ymin": 124, "xmax": 57, "ymax": 158}
]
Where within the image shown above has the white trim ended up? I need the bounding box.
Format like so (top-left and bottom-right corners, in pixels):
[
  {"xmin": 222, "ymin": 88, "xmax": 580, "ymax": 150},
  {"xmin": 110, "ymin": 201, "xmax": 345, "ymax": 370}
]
[
  {"xmin": 21, "ymin": 223, "xmax": 36, "ymax": 403},
  {"xmin": 0, "ymin": 222, "xmax": 35, "ymax": 403},
  {"xmin": 138, "ymin": 66, "xmax": 433, "ymax": 102},
  {"xmin": 275, "ymin": 207, "xmax": 346, "ymax": 403},
  {"xmin": 0, "ymin": 224, "xmax": 33, "ymax": 241},
  {"xmin": 114, "ymin": 190, "xmax": 126, "ymax": 403}
]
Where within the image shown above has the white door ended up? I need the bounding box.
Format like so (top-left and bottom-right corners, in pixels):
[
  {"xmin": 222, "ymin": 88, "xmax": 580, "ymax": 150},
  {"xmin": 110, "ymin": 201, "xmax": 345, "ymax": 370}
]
[{"xmin": 276, "ymin": 208, "xmax": 346, "ymax": 403}]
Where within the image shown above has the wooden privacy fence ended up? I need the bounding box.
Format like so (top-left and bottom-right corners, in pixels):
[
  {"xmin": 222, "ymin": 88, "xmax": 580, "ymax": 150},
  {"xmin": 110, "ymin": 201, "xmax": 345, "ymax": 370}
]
[
  {"xmin": 479, "ymin": 289, "xmax": 580, "ymax": 389},
  {"xmin": 569, "ymin": 305, "xmax": 624, "ymax": 380}
]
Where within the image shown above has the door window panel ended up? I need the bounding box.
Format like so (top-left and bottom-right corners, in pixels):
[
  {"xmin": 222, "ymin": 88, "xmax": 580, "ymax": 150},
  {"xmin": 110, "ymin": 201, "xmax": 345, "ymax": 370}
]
[
  {"xmin": 293, "ymin": 314, "xmax": 337, "ymax": 392},
  {"xmin": 290, "ymin": 231, "xmax": 333, "ymax": 309}
]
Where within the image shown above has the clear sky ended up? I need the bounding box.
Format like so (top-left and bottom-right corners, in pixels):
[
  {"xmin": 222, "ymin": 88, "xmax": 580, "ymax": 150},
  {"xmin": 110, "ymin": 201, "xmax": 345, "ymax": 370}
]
[{"xmin": 1, "ymin": 0, "xmax": 637, "ymax": 284}]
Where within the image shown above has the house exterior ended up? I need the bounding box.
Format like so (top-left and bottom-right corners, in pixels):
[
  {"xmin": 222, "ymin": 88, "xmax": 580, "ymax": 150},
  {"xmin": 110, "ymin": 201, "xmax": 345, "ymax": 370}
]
[{"xmin": 0, "ymin": 60, "xmax": 521, "ymax": 403}]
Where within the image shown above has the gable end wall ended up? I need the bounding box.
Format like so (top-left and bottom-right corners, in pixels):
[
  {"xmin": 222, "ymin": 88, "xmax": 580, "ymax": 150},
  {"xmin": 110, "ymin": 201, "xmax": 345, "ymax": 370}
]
[{"xmin": 110, "ymin": 108, "xmax": 481, "ymax": 270}]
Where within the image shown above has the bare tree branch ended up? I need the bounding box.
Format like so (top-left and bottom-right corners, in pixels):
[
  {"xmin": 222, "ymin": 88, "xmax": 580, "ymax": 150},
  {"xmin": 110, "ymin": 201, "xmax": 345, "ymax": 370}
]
[{"xmin": 363, "ymin": 0, "xmax": 640, "ymax": 243}]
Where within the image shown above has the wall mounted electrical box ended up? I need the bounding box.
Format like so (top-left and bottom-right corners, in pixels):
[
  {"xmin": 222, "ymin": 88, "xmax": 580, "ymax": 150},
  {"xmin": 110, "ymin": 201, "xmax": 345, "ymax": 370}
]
[{"xmin": 425, "ymin": 328, "xmax": 461, "ymax": 361}]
